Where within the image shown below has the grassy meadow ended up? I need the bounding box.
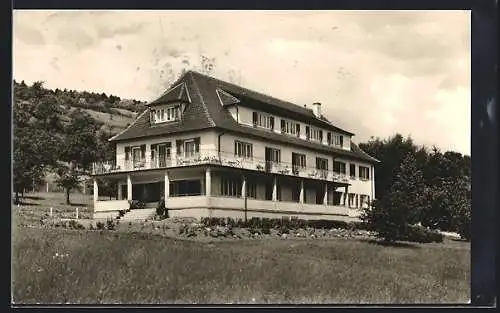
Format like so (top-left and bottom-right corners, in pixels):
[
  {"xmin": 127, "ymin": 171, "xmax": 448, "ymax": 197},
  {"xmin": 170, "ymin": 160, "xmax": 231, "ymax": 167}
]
[{"xmin": 11, "ymin": 192, "xmax": 470, "ymax": 304}]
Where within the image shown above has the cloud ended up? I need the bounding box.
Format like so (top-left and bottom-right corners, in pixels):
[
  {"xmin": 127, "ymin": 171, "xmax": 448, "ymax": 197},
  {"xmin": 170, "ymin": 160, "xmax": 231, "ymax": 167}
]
[
  {"xmin": 12, "ymin": 10, "xmax": 471, "ymax": 155},
  {"xmin": 12, "ymin": 23, "xmax": 45, "ymax": 45}
]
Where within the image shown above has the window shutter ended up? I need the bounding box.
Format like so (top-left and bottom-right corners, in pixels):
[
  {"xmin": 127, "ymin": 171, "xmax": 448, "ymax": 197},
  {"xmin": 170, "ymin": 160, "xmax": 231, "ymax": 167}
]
[
  {"xmin": 124, "ymin": 146, "xmax": 130, "ymax": 160},
  {"xmin": 305, "ymin": 126, "xmax": 310, "ymax": 140},
  {"xmin": 140, "ymin": 145, "xmax": 146, "ymax": 159},
  {"xmin": 151, "ymin": 144, "xmax": 157, "ymax": 159},
  {"xmin": 367, "ymin": 167, "xmax": 370, "ymax": 180},
  {"xmin": 176, "ymin": 140, "xmax": 183, "ymax": 155},
  {"xmin": 296, "ymin": 124, "xmax": 300, "ymax": 137},
  {"xmin": 270, "ymin": 117, "xmax": 275, "ymax": 130},
  {"xmin": 252, "ymin": 112, "xmax": 258, "ymax": 127},
  {"xmin": 327, "ymin": 132, "xmax": 332, "ymax": 145},
  {"xmin": 281, "ymin": 120, "xmax": 285, "ymax": 133},
  {"xmin": 194, "ymin": 137, "xmax": 200, "ymax": 153},
  {"xmin": 234, "ymin": 141, "xmax": 238, "ymax": 156},
  {"xmin": 319, "ymin": 130, "xmax": 323, "ymax": 142}
]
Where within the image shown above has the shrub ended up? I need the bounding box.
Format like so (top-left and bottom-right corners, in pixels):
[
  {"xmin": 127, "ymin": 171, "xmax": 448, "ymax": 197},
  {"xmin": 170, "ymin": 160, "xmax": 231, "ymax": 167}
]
[
  {"xmin": 105, "ymin": 219, "xmax": 115, "ymax": 230},
  {"xmin": 261, "ymin": 227, "xmax": 271, "ymax": 235},
  {"xmin": 279, "ymin": 225, "xmax": 290, "ymax": 234},
  {"xmin": 129, "ymin": 200, "xmax": 145, "ymax": 210},
  {"xmin": 156, "ymin": 199, "xmax": 167, "ymax": 219},
  {"xmin": 96, "ymin": 221, "xmax": 105, "ymax": 230},
  {"xmin": 361, "ymin": 153, "xmax": 426, "ymax": 243},
  {"xmin": 68, "ymin": 220, "xmax": 85, "ymax": 230},
  {"xmin": 403, "ymin": 225, "xmax": 444, "ymax": 243}
]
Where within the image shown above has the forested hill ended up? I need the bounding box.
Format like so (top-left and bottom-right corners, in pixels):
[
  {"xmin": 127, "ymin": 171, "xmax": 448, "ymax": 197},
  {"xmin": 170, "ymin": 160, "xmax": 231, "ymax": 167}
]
[
  {"xmin": 13, "ymin": 80, "xmax": 149, "ymax": 200},
  {"xmin": 13, "ymin": 80, "xmax": 147, "ymax": 136}
]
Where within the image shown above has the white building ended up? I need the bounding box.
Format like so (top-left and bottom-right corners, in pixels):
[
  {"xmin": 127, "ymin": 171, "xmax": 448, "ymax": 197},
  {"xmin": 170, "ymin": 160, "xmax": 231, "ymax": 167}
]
[{"xmin": 91, "ymin": 71, "xmax": 379, "ymax": 221}]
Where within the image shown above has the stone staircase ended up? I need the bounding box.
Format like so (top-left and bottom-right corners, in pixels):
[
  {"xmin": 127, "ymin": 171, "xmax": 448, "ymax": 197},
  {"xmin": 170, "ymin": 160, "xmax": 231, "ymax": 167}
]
[{"xmin": 119, "ymin": 208, "xmax": 156, "ymax": 221}]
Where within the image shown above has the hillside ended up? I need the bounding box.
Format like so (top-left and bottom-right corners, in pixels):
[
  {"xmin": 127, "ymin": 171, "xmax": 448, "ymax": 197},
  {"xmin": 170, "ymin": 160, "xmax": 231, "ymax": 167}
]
[{"xmin": 13, "ymin": 80, "xmax": 145, "ymax": 135}]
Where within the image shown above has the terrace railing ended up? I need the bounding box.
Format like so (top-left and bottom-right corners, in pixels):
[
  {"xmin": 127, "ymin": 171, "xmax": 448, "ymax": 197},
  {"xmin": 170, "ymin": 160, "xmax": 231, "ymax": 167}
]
[{"xmin": 92, "ymin": 149, "xmax": 352, "ymax": 184}]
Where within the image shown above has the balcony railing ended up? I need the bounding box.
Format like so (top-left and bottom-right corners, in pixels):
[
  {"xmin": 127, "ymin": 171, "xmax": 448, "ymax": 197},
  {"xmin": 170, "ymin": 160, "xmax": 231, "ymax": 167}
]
[{"xmin": 92, "ymin": 149, "xmax": 352, "ymax": 183}]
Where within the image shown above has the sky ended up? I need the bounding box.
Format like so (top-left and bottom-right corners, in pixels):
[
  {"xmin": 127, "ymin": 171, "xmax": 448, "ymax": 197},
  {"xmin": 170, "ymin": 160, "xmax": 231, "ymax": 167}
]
[{"xmin": 13, "ymin": 10, "xmax": 471, "ymax": 155}]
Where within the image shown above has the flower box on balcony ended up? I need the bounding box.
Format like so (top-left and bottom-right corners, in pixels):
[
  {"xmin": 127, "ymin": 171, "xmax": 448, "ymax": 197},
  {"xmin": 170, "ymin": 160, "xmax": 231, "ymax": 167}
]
[{"xmin": 308, "ymin": 171, "xmax": 318, "ymax": 178}]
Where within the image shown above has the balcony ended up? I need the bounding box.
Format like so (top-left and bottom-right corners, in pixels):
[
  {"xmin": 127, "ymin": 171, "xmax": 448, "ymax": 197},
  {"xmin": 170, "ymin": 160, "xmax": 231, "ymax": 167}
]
[{"xmin": 91, "ymin": 149, "xmax": 352, "ymax": 184}]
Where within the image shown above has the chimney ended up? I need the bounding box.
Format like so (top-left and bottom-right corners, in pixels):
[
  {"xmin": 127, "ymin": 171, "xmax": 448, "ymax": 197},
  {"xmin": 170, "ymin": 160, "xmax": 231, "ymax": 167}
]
[{"xmin": 312, "ymin": 102, "xmax": 322, "ymax": 118}]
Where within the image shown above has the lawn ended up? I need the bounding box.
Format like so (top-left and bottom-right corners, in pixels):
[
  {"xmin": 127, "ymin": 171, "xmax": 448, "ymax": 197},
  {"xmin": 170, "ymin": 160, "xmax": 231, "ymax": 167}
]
[
  {"xmin": 13, "ymin": 191, "xmax": 123, "ymax": 223},
  {"xmin": 11, "ymin": 224, "xmax": 470, "ymax": 304}
]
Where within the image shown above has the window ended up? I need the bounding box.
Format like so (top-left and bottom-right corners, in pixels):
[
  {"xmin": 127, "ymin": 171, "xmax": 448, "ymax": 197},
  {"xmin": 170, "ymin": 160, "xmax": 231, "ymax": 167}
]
[
  {"xmin": 359, "ymin": 166, "xmax": 370, "ymax": 180},
  {"xmin": 349, "ymin": 164, "xmax": 356, "ymax": 178},
  {"xmin": 246, "ymin": 181, "xmax": 257, "ymax": 198},
  {"xmin": 153, "ymin": 105, "xmax": 181, "ymax": 123},
  {"xmin": 334, "ymin": 135, "xmax": 343, "ymax": 147},
  {"xmin": 170, "ymin": 180, "xmax": 202, "ymax": 197},
  {"xmin": 234, "ymin": 141, "xmax": 253, "ymax": 159},
  {"xmin": 166, "ymin": 106, "xmax": 180, "ymax": 121},
  {"xmin": 333, "ymin": 161, "xmax": 346, "ymax": 174},
  {"xmin": 130, "ymin": 145, "xmax": 146, "ymax": 168},
  {"xmin": 281, "ymin": 119, "xmax": 300, "ymax": 136},
  {"xmin": 327, "ymin": 132, "xmax": 344, "ymax": 147},
  {"xmin": 184, "ymin": 140, "xmax": 197, "ymax": 157},
  {"xmin": 316, "ymin": 157, "xmax": 329, "ymax": 170},
  {"xmin": 266, "ymin": 147, "xmax": 281, "ymax": 163},
  {"xmin": 308, "ymin": 127, "xmax": 323, "ymax": 142},
  {"xmin": 252, "ymin": 112, "xmax": 274, "ymax": 130},
  {"xmin": 176, "ymin": 138, "xmax": 200, "ymax": 157},
  {"xmin": 359, "ymin": 195, "xmax": 368, "ymax": 207},
  {"xmin": 348, "ymin": 193, "xmax": 355, "ymax": 207},
  {"xmin": 221, "ymin": 178, "xmax": 242, "ymax": 197},
  {"xmin": 151, "ymin": 142, "xmax": 171, "ymax": 167},
  {"xmin": 292, "ymin": 153, "xmax": 306, "ymax": 169}
]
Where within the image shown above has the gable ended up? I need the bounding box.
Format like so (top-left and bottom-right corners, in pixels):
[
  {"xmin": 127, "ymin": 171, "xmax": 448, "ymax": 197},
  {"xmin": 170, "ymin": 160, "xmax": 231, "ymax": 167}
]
[
  {"xmin": 216, "ymin": 88, "xmax": 240, "ymax": 106},
  {"xmin": 148, "ymin": 82, "xmax": 191, "ymax": 106}
]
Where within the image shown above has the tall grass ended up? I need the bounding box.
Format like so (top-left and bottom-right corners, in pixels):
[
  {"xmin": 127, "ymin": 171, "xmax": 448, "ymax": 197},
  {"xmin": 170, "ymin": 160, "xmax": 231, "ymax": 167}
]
[{"xmin": 12, "ymin": 227, "xmax": 470, "ymax": 304}]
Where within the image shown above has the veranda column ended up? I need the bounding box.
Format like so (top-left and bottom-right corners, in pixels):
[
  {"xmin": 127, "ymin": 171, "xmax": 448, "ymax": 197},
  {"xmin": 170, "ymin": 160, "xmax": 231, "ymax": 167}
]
[
  {"xmin": 205, "ymin": 168, "xmax": 211, "ymax": 196},
  {"xmin": 164, "ymin": 171, "xmax": 170, "ymax": 199},
  {"xmin": 323, "ymin": 183, "xmax": 328, "ymax": 205},
  {"xmin": 343, "ymin": 185, "xmax": 349, "ymax": 206},
  {"xmin": 127, "ymin": 174, "xmax": 132, "ymax": 201},
  {"xmin": 241, "ymin": 175, "xmax": 247, "ymax": 198},
  {"xmin": 299, "ymin": 180, "xmax": 304, "ymax": 203},
  {"xmin": 117, "ymin": 183, "xmax": 122, "ymax": 200},
  {"xmin": 272, "ymin": 175, "xmax": 277, "ymax": 201},
  {"xmin": 93, "ymin": 178, "xmax": 98, "ymax": 206}
]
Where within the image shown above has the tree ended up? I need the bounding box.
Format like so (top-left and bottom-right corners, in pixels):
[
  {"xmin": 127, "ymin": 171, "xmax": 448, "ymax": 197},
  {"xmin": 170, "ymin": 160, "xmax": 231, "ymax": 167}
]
[
  {"xmin": 32, "ymin": 94, "xmax": 64, "ymax": 132},
  {"xmin": 359, "ymin": 134, "xmax": 418, "ymax": 200},
  {"xmin": 55, "ymin": 111, "xmax": 101, "ymax": 203},
  {"xmin": 361, "ymin": 153, "xmax": 426, "ymax": 242},
  {"xmin": 13, "ymin": 100, "xmax": 61, "ymax": 203},
  {"xmin": 59, "ymin": 110, "xmax": 101, "ymax": 171},
  {"xmin": 55, "ymin": 162, "xmax": 81, "ymax": 204}
]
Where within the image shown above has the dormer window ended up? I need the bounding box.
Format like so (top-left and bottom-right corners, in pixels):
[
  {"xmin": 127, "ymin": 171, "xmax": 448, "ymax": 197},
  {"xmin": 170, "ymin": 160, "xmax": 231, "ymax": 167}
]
[
  {"xmin": 309, "ymin": 127, "xmax": 323, "ymax": 143},
  {"xmin": 281, "ymin": 119, "xmax": 300, "ymax": 137},
  {"xmin": 252, "ymin": 111, "xmax": 274, "ymax": 130},
  {"xmin": 327, "ymin": 132, "xmax": 343, "ymax": 148},
  {"xmin": 151, "ymin": 105, "xmax": 181, "ymax": 124}
]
